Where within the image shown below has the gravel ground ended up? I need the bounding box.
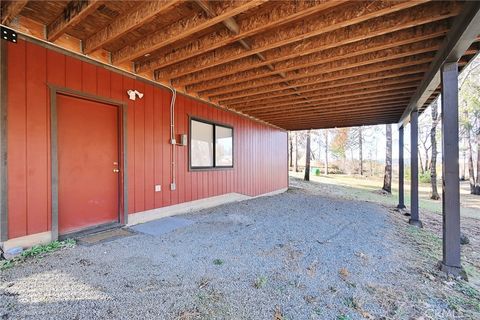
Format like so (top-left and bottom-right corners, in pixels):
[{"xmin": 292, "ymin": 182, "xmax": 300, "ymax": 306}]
[{"xmin": 1, "ymin": 179, "xmax": 479, "ymax": 319}]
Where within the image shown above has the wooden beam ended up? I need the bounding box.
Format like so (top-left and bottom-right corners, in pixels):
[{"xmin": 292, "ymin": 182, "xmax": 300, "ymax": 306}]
[
  {"xmin": 194, "ymin": 0, "xmax": 286, "ymax": 83},
  {"xmin": 112, "ymin": 0, "xmax": 267, "ymax": 65},
  {"xmin": 240, "ymin": 87, "xmax": 417, "ymax": 113},
  {"xmin": 251, "ymin": 94, "xmax": 413, "ymax": 118},
  {"xmin": 1, "ymin": 0, "xmax": 28, "ymax": 25},
  {"xmin": 152, "ymin": 1, "xmax": 455, "ymax": 80},
  {"xmin": 204, "ymin": 53, "xmax": 435, "ymax": 99},
  {"xmin": 268, "ymin": 113, "xmax": 406, "ymax": 128},
  {"xmin": 213, "ymin": 65, "xmax": 429, "ymax": 103},
  {"xmin": 262, "ymin": 102, "xmax": 409, "ymax": 121},
  {"xmin": 227, "ymin": 78, "xmax": 422, "ymax": 109},
  {"xmin": 278, "ymin": 116, "xmax": 401, "ymax": 130},
  {"xmin": 271, "ymin": 111, "xmax": 405, "ymax": 126},
  {"xmin": 47, "ymin": 0, "xmax": 103, "ymax": 42},
  {"xmin": 83, "ymin": 0, "xmax": 180, "ymax": 54},
  {"xmin": 135, "ymin": 0, "xmax": 346, "ymax": 73},
  {"xmin": 400, "ymin": 0, "xmax": 480, "ymax": 126},
  {"xmin": 174, "ymin": 22, "xmax": 449, "ymax": 87},
  {"xmin": 194, "ymin": 0, "xmax": 239, "ymax": 34},
  {"xmin": 191, "ymin": 39, "xmax": 441, "ymax": 94},
  {"xmin": 221, "ymin": 74, "xmax": 424, "ymax": 106}
]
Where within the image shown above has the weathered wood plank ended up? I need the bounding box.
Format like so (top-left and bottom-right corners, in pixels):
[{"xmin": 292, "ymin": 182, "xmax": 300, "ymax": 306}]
[
  {"xmin": 252, "ymin": 91, "xmax": 413, "ymax": 114},
  {"xmin": 201, "ymin": 53, "xmax": 436, "ymax": 98},
  {"xmin": 151, "ymin": 0, "xmax": 438, "ymax": 79},
  {"xmin": 175, "ymin": 22, "xmax": 448, "ymax": 88},
  {"xmin": 238, "ymin": 84, "xmax": 420, "ymax": 112},
  {"xmin": 221, "ymin": 74, "xmax": 424, "ymax": 106},
  {"xmin": 83, "ymin": 0, "xmax": 181, "ymax": 54},
  {"xmin": 112, "ymin": 0, "xmax": 267, "ymax": 64},
  {"xmin": 211, "ymin": 63, "xmax": 431, "ymax": 103},
  {"xmin": 135, "ymin": 0, "xmax": 345, "ymax": 73},
  {"xmin": 189, "ymin": 39, "xmax": 442, "ymax": 94},
  {"xmin": 1, "ymin": 0, "xmax": 28, "ymax": 25},
  {"xmin": 47, "ymin": 0, "xmax": 103, "ymax": 42}
]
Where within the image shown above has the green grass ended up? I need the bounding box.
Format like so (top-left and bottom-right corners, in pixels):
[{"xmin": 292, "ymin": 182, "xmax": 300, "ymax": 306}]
[
  {"xmin": 290, "ymin": 172, "xmax": 480, "ymax": 219},
  {"xmin": 212, "ymin": 258, "xmax": 224, "ymax": 266},
  {"xmin": 1, "ymin": 239, "xmax": 76, "ymax": 270},
  {"xmin": 254, "ymin": 276, "xmax": 268, "ymax": 289}
]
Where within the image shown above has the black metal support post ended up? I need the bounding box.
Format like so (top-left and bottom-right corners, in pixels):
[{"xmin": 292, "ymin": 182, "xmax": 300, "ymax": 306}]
[
  {"xmin": 397, "ymin": 126, "xmax": 406, "ymax": 209},
  {"xmin": 409, "ymin": 110, "xmax": 422, "ymax": 227},
  {"xmin": 440, "ymin": 61, "xmax": 464, "ymax": 278}
]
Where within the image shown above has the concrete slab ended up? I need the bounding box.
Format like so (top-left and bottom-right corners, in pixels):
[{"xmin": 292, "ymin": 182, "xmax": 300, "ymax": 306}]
[{"xmin": 130, "ymin": 217, "xmax": 194, "ymax": 237}]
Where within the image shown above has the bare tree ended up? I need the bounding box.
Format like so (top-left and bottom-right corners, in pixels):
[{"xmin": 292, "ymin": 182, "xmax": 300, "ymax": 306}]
[
  {"xmin": 324, "ymin": 129, "xmax": 329, "ymax": 175},
  {"xmin": 430, "ymin": 101, "xmax": 440, "ymax": 200},
  {"xmin": 295, "ymin": 132, "xmax": 300, "ymax": 172},
  {"xmin": 382, "ymin": 124, "xmax": 392, "ymax": 193},
  {"xmin": 304, "ymin": 130, "xmax": 311, "ymax": 181},
  {"xmin": 465, "ymin": 111, "xmax": 476, "ymax": 193},
  {"xmin": 359, "ymin": 126, "xmax": 363, "ymax": 175},
  {"xmin": 289, "ymin": 133, "xmax": 293, "ymax": 168}
]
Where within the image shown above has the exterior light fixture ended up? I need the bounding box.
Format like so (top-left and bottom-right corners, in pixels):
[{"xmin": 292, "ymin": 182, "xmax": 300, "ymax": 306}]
[{"xmin": 127, "ymin": 90, "xmax": 144, "ymax": 101}]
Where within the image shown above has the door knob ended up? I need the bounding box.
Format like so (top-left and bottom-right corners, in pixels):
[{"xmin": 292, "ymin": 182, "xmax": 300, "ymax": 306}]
[{"xmin": 113, "ymin": 168, "xmax": 120, "ymax": 173}]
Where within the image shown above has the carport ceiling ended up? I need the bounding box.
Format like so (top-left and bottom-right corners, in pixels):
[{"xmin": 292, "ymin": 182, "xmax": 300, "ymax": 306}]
[{"xmin": 2, "ymin": 0, "xmax": 479, "ymax": 130}]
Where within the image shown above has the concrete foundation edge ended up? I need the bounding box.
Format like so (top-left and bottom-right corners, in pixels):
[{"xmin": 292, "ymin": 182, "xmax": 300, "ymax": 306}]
[
  {"xmin": 1, "ymin": 188, "xmax": 288, "ymax": 249},
  {"xmin": 127, "ymin": 188, "xmax": 288, "ymax": 226}
]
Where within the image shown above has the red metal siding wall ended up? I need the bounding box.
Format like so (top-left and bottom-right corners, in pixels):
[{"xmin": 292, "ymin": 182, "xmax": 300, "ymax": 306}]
[{"xmin": 6, "ymin": 39, "xmax": 288, "ymax": 239}]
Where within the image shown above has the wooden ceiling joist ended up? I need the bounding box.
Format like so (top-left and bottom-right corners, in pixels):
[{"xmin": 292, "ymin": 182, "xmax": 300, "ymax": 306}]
[
  {"xmin": 204, "ymin": 53, "xmax": 435, "ymax": 99},
  {"xmin": 190, "ymin": 39, "xmax": 441, "ymax": 94},
  {"xmin": 239, "ymin": 87, "xmax": 418, "ymax": 113},
  {"xmin": 83, "ymin": 0, "xmax": 181, "ymax": 54},
  {"xmin": 221, "ymin": 74, "xmax": 424, "ymax": 106},
  {"xmin": 173, "ymin": 22, "xmax": 449, "ymax": 88},
  {"xmin": 153, "ymin": 1, "xmax": 457, "ymax": 81},
  {"xmin": 47, "ymin": 0, "xmax": 103, "ymax": 42},
  {"xmin": 251, "ymin": 94, "xmax": 413, "ymax": 118},
  {"xmin": 135, "ymin": 0, "xmax": 347, "ymax": 74},
  {"xmin": 212, "ymin": 65, "xmax": 430, "ymax": 103},
  {"xmin": 263, "ymin": 103, "xmax": 409, "ymax": 122},
  {"xmin": 268, "ymin": 111, "xmax": 407, "ymax": 127},
  {"xmin": 227, "ymin": 79, "xmax": 422, "ymax": 110},
  {"xmin": 1, "ymin": 0, "xmax": 28, "ymax": 25},
  {"xmin": 4, "ymin": 0, "xmax": 478, "ymax": 130},
  {"xmin": 112, "ymin": 0, "xmax": 267, "ymax": 65}
]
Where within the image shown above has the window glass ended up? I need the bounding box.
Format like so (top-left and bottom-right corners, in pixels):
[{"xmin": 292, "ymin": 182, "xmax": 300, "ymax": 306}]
[
  {"xmin": 215, "ymin": 126, "xmax": 233, "ymax": 167},
  {"xmin": 191, "ymin": 120, "xmax": 214, "ymax": 167}
]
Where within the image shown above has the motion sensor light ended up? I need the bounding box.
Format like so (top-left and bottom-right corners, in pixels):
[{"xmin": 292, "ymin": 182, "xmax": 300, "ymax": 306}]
[{"xmin": 127, "ymin": 89, "xmax": 144, "ymax": 101}]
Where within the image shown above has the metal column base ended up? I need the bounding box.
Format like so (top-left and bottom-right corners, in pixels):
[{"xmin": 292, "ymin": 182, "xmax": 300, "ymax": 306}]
[
  {"xmin": 438, "ymin": 261, "xmax": 468, "ymax": 280},
  {"xmin": 408, "ymin": 219, "xmax": 423, "ymax": 228},
  {"xmin": 396, "ymin": 204, "xmax": 406, "ymax": 209}
]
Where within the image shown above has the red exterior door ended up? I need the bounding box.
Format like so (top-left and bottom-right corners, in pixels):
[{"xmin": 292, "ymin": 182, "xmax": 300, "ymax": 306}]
[{"xmin": 57, "ymin": 94, "xmax": 120, "ymax": 234}]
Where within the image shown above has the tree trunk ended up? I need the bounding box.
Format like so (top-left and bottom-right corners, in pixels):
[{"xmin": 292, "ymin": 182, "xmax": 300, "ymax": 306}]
[
  {"xmin": 476, "ymin": 131, "xmax": 480, "ymax": 194},
  {"xmin": 324, "ymin": 130, "xmax": 328, "ymax": 175},
  {"xmin": 467, "ymin": 127, "xmax": 475, "ymax": 193},
  {"xmin": 295, "ymin": 132, "xmax": 300, "ymax": 172},
  {"xmin": 359, "ymin": 127, "xmax": 363, "ymax": 175},
  {"xmin": 289, "ymin": 133, "xmax": 293, "ymax": 168},
  {"xmin": 304, "ymin": 130, "xmax": 311, "ymax": 181},
  {"xmin": 382, "ymin": 124, "xmax": 392, "ymax": 193},
  {"xmin": 419, "ymin": 151, "xmax": 425, "ymax": 174},
  {"xmin": 430, "ymin": 101, "xmax": 440, "ymax": 200}
]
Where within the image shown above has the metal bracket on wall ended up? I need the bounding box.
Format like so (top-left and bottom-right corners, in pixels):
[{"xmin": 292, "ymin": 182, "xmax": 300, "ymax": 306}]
[{"xmin": 1, "ymin": 27, "xmax": 17, "ymax": 43}]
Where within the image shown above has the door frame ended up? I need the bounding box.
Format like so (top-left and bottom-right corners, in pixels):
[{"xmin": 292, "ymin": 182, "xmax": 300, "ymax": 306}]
[{"xmin": 49, "ymin": 84, "xmax": 128, "ymax": 240}]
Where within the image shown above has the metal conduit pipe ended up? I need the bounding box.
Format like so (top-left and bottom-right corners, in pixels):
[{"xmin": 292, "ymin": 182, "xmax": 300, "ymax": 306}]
[{"xmin": 168, "ymin": 87, "xmax": 177, "ymax": 190}]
